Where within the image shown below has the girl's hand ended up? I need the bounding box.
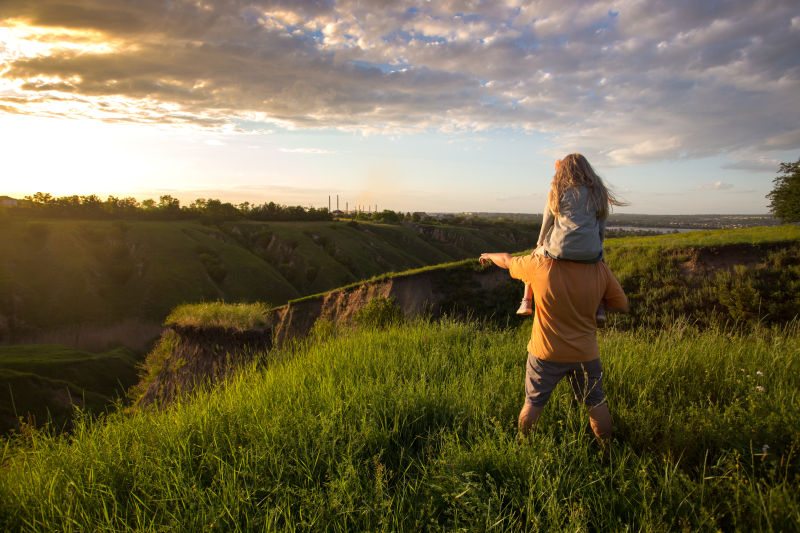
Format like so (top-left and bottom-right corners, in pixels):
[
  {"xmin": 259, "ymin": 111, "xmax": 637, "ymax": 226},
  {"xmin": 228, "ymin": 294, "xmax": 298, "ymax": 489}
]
[{"xmin": 479, "ymin": 253, "xmax": 492, "ymax": 265}]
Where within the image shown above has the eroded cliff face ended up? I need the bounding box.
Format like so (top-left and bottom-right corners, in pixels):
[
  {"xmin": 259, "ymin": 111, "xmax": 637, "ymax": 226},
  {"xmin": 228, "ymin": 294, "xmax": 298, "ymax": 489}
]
[
  {"xmin": 268, "ymin": 263, "xmax": 513, "ymax": 344},
  {"xmin": 136, "ymin": 262, "xmax": 518, "ymax": 407},
  {"xmin": 136, "ymin": 325, "xmax": 271, "ymax": 407}
]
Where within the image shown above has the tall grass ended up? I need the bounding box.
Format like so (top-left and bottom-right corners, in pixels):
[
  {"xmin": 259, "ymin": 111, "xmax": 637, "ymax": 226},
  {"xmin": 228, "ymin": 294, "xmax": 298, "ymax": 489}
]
[
  {"xmin": 165, "ymin": 301, "xmax": 272, "ymax": 331},
  {"xmin": 604, "ymin": 224, "xmax": 800, "ymax": 249},
  {"xmin": 1, "ymin": 318, "xmax": 798, "ymax": 531}
]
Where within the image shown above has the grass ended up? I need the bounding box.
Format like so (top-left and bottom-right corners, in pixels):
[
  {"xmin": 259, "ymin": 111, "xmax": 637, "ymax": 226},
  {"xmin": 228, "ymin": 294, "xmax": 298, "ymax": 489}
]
[
  {"xmin": 165, "ymin": 302, "xmax": 272, "ymax": 331},
  {"xmin": 0, "ymin": 217, "xmax": 540, "ymax": 336},
  {"xmin": 0, "ymin": 345, "xmax": 140, "ymax": 434},
  {"xmin": 603, "ymin": 226, "xmax": 800, "ymax": 329},
  {"xmin": 285, "ymin": 256, "xmax": 481, "ymax": 305},
  {"xmin": 1, "ymin": 319, "xmax": 798, "ymax": 531},
  {"xmin": 604, "ymin": 224, "xmax": 800, "ymax": 249},
  {"xmin": 289, "ymin": 225, "xmax": 800, "ymax": 329}
]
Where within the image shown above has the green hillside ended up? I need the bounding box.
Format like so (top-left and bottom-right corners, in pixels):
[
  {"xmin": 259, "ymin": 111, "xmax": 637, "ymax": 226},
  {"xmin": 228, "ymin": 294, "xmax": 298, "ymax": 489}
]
[
  {"xmin": 0, "ymin": 217, "xmax": 539, "ymax": 341},
  {"xmin": 1, "ymin": 226, "xmax": 800, "ymax": 530},
  {"xmin": 2, "ymin": 225, "xmax": 799, "ymax": 436},
  {"xmin": 1, "ymin": 320, "xmax": 798, "ymax": 531},
  {"xmin": 603, "ymin": 225, "xmax": 800, "ymax": 328},
  {"xmin": 0, "ymin": 345, "xmax": 139, "ymax": 434}
]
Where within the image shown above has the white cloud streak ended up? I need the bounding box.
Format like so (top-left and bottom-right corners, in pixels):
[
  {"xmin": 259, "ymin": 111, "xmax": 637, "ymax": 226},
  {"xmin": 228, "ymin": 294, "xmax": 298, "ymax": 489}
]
[
  {"xmin": 696, "ymin": 181, "xmax": 734, "ymax": 191},
  {"xmin": 1, "ymin": 0, "xmax": 798, "ymax": 167},
  {"xmin": 278, "ymin": 147, "xmax": 337, "ymax": 154}
]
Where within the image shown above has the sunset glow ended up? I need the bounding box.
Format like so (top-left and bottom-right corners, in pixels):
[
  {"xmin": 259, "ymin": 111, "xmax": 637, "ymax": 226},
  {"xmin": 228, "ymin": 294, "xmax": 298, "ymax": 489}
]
[{"xmin": 2, "ymin": 1, "xmax": 798, "ymax": 213}]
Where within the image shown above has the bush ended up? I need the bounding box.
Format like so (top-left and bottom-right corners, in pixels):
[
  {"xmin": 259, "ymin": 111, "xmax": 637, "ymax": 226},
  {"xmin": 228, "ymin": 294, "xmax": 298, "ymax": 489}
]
[
  {"xmin": 305, "ymin": 266, "xmax": 318, "ymax": 282},
  {"xmin": 352, "ymin": 296, "xmax": 403, "ymax": 328},
  {"xmin": 309, "ymin": 317, "xmax": 336, "ymax": 340},
  {"xmin": 195, "ymin": 245, "xmax": 227, "ymax": 284}
]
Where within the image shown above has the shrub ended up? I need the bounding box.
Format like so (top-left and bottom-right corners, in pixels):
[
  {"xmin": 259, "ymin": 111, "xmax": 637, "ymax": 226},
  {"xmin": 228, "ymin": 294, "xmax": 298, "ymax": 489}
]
[
  {"xmin": 309, "ymin": 317, "xmax": 336, "ymax": 340},
  {"xmin": 715, "ymin": 266, "xmax": 762, "ymax": 323},
  {"xmin": 305, "ymin": 266, "xmax": 318, "ymax": 282},
  {"xmin": 195, "ymin": 245, "xmax": 227, "ymax": 284},
  {"xmin": 352, "ymin": 297, "xmax": 403, "ymax": 328}
]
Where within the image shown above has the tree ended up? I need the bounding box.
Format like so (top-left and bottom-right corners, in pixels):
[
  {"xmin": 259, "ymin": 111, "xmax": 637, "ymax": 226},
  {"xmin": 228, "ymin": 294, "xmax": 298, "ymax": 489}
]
[
  {"xmin": 766, "ymin": 158, "xmax": 800, "ymax": 223},
  {"xmin": 158, "ymin": 195, "xmax": 180, "ymax": 211}
]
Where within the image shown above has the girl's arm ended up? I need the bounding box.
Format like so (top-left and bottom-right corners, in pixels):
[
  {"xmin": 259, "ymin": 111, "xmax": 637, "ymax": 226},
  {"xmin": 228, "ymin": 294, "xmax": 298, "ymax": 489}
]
[
  {"xmin": 599, "ymin": 217, "xmax": 606, "ymax": 243},
  {"xmin": 538, "ymin": 203, "xmax": 554, "ymax": 246}
]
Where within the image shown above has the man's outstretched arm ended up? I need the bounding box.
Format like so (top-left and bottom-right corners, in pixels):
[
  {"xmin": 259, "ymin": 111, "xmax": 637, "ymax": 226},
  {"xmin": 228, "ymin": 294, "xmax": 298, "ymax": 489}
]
[
  {"xmin": 603, "ymin": 270, "xmax": 629, "ymax": 313},
  {"xmin": 479, "ymin": 253, "xmax": 513, "ymax": 269}
]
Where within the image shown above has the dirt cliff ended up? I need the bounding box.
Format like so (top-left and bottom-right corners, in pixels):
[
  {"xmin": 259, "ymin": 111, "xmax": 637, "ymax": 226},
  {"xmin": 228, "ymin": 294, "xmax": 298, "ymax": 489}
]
[
  {"xmin": 268, "ymin": 263, "xmax": 512, "ymax": 345},
  {"xmin": 135, "ymin": 261, "xmax": 519, "ymax": 407}
]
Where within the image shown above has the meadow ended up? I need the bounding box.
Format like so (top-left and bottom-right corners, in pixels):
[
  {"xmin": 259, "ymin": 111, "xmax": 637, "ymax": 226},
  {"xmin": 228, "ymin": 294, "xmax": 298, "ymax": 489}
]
[
  {"xmin": 0, "ymin": 345, "xmax": 139, "ymax": 434},
  {"xmin": 0, "ymin": 216, "xmax": 539, "ymax": 342},
  {"xmin": 1, "ymin": 316, "xmax": 798, "ymax": 531},
  {"xmin": 1, "ymin": 225, "xmax": 799, "ymax": 531}
]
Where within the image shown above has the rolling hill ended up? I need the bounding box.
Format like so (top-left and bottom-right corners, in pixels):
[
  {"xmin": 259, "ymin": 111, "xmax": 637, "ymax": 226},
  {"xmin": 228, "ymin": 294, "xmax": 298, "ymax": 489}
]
[{"xmin": 0, "ymin": 216, "xmax": 540, "ymax": 346}]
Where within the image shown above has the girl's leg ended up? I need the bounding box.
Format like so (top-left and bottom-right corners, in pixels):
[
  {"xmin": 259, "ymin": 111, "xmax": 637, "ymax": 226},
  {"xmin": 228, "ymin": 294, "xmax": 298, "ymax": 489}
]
[
  {"xmin": 595, "ymin": 301, "xmax": 606, "ymax": 327},
  {"xmin": 516, "ymin": 283, "xmax": 533, "ymax": 315}
]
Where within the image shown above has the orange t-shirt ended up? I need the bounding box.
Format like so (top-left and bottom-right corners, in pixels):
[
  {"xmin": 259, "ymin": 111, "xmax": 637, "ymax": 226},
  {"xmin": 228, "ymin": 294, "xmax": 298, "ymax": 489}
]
[{"xmin": 508, "ymin": 254, "xmax": 627, "ymax": 362}]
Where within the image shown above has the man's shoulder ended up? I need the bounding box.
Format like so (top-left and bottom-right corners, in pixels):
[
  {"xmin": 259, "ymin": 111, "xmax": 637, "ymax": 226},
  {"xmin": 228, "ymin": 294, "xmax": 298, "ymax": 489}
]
[
  {"xmin": 509, "ymin": 254, "xmax": 550, "ymax": 280},
  {"xmin": 511, "ymin": 254, "xmax": 549, "ymax": 269},
  {"xmin": 597, "ymin": 260, "xmax": 617, "ymax": 278}
]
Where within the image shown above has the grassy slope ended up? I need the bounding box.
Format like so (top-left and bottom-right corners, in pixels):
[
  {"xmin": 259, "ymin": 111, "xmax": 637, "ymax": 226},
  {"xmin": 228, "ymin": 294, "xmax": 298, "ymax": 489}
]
[
  {"xmin": 605, "ymin": 224, "xmax": 800, "ymax": 248},
  {"xmin": 603, "ymin": 225, "xmax": 800, "ymax": 328},
  {"xmin": 0, "ymin": 345, "xmax": 139, "ymax": 434},
  {"xmin": 0, "ymin": 219, "xmax": 295, "ymax": 330},
  {"xmin": 0, "ymin": 218, "xmax": 539, "ymax": 333},
  {"xmin": 1, "ymin": 320, "xmax": 797, "ymax": 531},
  {"xmin": 3, "ymin": 225, "xmax": 798, "ymax": 434},
  {"xmin": 1, "ymin": 226, "xmax": 799, "ymax": 529}
]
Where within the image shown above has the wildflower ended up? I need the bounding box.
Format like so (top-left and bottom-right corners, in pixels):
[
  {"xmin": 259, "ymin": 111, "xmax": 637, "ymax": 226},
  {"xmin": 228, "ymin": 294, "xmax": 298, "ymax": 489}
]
[
  {"xmin": 756, "ymin": 371, "xmax": 764, "ymax": 376},
  {"xmin": 762, "ymin": 444, "xmax": 770, "ymax": 454},
  {"xmin": 756, "ymin": 385, "xmax": 765, "ymax": 392}
]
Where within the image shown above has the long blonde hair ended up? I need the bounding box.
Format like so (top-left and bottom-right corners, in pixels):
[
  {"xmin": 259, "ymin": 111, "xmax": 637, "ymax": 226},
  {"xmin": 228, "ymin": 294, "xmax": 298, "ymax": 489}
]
[{"xmin": 547, "ymin": 153, "xmax": 625, "ymax": 219}]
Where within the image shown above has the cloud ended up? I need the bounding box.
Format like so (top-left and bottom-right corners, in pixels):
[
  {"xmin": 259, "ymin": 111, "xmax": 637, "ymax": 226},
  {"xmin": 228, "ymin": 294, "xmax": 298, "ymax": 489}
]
[
  {"xmin": 495, "ymin": 192, "xmax": 543, "ymax": 202},
  {"xmin": 721, "ymin": 158, "xmax": 781, "ymax": 172},
  {"xmin": 1, "ymin": 0, "xmax": 799, "ymax": 165},
  {"xmin": 696, "ymin": 181, "xmax": 734, "ymax": 191},
  {"xmin": 278, "ymin": 147, "xmax": 337, "ymax": 154}
]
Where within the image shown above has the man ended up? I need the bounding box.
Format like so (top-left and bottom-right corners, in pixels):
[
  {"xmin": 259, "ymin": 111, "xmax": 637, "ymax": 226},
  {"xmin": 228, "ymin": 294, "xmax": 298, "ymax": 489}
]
[{"xmin": 479, "ymin": 251, "xmax": 628, "ymax": 444}]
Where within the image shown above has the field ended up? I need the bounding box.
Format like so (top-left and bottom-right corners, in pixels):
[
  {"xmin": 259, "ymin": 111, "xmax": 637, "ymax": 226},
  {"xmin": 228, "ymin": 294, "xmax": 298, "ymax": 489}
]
[
  {"xmin": 0, "ymin": 216, "xmax": 539, "ymax": 344},
  {"xmin": 602, "ymin": 226, "xmax": 800, "ymax": 329},
  {"xmin": 1, "ymin": 225, "xmax": 799, "ymax": 530},
  {"xmin": 1, "ymin": 318, "xmax": 798, "ymax": 531},
  {"xmin": 0, "ymin": 345, "xmax": 139, "ymax": 434}
]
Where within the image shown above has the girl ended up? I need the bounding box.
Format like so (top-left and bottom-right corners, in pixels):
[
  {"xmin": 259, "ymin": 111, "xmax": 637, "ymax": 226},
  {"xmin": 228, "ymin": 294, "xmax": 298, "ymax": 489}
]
[{"xmin": 517, "ymin": 153, "xmax": 625, "ymax": 325}]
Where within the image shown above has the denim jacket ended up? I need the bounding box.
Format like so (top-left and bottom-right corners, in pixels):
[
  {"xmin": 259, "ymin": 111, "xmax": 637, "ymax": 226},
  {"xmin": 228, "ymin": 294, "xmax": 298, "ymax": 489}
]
[{"xmin": 538, "ymin": 186, "xmax": 605, "ymax": 262}]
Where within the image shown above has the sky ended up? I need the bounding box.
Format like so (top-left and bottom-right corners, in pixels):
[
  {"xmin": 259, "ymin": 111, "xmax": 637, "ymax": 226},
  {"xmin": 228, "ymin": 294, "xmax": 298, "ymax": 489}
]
[{"xmin": 1, "ymin": 0, "xmax": 799, "ymax": 214}]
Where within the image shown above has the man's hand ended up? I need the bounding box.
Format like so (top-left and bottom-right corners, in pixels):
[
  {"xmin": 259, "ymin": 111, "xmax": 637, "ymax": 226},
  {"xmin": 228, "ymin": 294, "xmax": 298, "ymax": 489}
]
[
  {"xmin": 479, "ymin": 252, "xmax": 512, "ymax": 269},
  {"xmin": 606, "ymin": 301, "xmax": 629, "ymax": 313}
]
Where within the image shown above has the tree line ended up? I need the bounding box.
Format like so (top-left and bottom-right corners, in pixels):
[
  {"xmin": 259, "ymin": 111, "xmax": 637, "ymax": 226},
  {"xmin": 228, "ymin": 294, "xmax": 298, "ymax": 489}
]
[
  {"xmin": 9, "ymin": 193, "xmax": 332, "ymax": 222},
  {"xmin": 767, "ymin": 158, "xmax": 800, "ymax": 224},
  {"xmin": 4, "ymin": 192, "xmax": 539, "ymax": 230}
]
